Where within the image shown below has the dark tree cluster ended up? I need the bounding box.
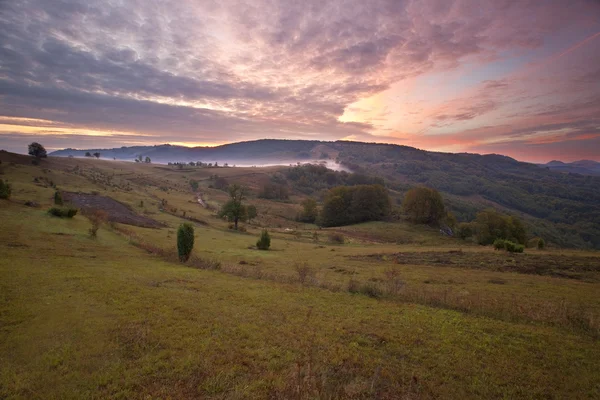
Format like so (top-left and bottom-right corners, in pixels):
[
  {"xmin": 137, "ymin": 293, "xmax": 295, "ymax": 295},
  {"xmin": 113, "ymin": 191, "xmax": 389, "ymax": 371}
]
[
  {"xmin": 319, "ymin": 184, "xmax": 391, "ymax": 227},
  {"xmin": 259, "ymin": 182, "xmax": 289, "ymax": 200},
  {"xmin": 285, "ymin": 164, "xmax": 384, "ymax": 194}
]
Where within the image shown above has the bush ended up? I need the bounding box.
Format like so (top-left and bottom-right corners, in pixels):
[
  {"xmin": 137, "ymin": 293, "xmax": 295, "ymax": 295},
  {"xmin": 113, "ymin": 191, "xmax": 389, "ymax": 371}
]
[
  {"xmin": 493, "ymin": 238, "xmax": 506, "ymax": 250},
  {"xmin": 504, "ymin": 241, "xmax": 524, "ymax": 253},
  {"xmin": 54, "ymin": 190, "xmax": 63, "ymax": 205},
  {"xmin": 328, "ymin": 232, "xmax": 345, "ymax": 244},
  {"xmin": 177, "ymin": 223, "xmax": 195, "ymax": 262},
  {"xmin": 348, "ymin": 279, "xmax": 382, "ymax": 299},
  {"xmin": 87, "ymin": 209, "xmax": 107, "ymax": 238},
  {"xmin": 256, "ymin": 229, "xmax": 271, "ymax": 250},
  {"xmin": 48, "ymin": 207, "xmax": 78, "ymax": 218},
  {"xmin": 294, "ymin": 262, "xmax": 316, "ymax": 285},
  {"xmin": 0, "ymin": 179, "xmax": 11, "ymax": 199},
  {"xmin": 537, "ymin": 238, "xmax": 545, "ymax": 250}
]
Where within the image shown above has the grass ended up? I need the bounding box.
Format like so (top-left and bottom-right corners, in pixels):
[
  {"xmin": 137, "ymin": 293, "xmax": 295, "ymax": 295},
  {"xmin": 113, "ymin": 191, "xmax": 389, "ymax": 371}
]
[{"xmin": 1, "ymin": 153, "xmax": 600, "ymax": 398}]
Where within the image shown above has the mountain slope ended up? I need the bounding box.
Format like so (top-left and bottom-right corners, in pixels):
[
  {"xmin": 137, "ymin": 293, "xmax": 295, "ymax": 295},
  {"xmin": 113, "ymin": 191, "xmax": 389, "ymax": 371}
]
[{"xmin": 50, "ymin": 139, "xmax": 600, "ymax": 249}]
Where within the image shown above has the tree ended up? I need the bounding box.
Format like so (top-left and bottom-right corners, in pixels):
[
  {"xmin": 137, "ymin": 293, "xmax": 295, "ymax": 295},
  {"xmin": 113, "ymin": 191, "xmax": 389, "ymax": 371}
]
[
  {"xmin": 218, "ymin": 184, "xmax": 247, "ymax": 230},
  {"xmin": 85, "ymin": 152, "xmax": 92, "ymax": 157},
  {"xmin": 298, "ymin": 197, "xmax": 318, "ymax": 223},
  {"xmin": 54, "ymin": 190, "xmax": 63, "ymax": 205},
  {"xmin": 0, "ymin": 179, "xmax": 11, "ymax": 200},
  {"xmin": 457, "ymin": 222, "xmax": 474, "ymax": 240},
  {"xmin": 28, "ymin": 142, "xmax": 47, "ymax": 159},
  {"xmin": 177, "ymin": 223, "xmax": 195, "ymax": 262},
  {"xmin": 93, "ymin": 152, "xmax": 100, "ymax": 158},
  {"xmin": 145, "ymin": 156, "xmax": 151, "ymax": 163},
  {"xmin": 402, "ymin": 186, "xmax": 446, "ymax": 225},
  {"xmin": 246, "ymin": 205, "xmax": 257, "ymax": 222},
  {"xmin": 256, "ymin": 229, "xmax": 271, "ymax": 250}
]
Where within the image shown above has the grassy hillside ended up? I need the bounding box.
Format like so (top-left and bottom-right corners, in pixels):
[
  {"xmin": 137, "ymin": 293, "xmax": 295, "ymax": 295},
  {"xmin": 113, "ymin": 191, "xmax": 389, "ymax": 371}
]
[
  {"xmin": 1, "ymin": 152, "xmax": 599, "ymax": 398},
  {"xmin": 47, "ymin": 139, "xmax": 600, "ymax": 249}
]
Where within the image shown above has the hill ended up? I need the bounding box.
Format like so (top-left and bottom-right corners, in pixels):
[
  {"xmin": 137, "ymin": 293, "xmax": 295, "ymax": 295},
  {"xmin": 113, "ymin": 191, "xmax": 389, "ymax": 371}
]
[
  {"xmin": 49, "ymin": 140, "xmax": 600, "ymax": 249},
  {"xmin": 542, "ymin": 160, "xmax": 600, "ymax": 176},
  {"xmin": 1, "ymin": 152, "xmax": 599, "ymax": 398}
]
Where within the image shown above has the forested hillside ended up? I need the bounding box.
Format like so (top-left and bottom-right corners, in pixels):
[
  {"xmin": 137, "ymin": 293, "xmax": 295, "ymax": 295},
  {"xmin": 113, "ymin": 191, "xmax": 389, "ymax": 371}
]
[{"xmin": 50, "ymin": 139, "xmax": 600, "ymax": 249}]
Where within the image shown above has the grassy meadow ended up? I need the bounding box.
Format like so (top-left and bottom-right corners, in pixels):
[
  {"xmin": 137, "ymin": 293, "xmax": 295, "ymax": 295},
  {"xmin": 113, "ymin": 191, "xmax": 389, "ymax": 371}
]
[{"xmin": 0, "ymin": 152, "xmax": 599, "ymax": 399}]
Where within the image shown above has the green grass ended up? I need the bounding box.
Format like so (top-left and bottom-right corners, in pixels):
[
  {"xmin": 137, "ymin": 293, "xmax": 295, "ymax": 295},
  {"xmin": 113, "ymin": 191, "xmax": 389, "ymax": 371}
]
[{"xmin": 1, "ymin": 154, "xmax": 600, "ymax": 398}]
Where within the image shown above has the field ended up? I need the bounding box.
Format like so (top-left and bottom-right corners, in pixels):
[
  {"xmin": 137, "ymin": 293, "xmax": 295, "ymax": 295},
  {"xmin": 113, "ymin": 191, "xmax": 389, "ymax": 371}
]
[{"xmin": 1, "ymin": 152, "xmax": 599, "ymax": 399}]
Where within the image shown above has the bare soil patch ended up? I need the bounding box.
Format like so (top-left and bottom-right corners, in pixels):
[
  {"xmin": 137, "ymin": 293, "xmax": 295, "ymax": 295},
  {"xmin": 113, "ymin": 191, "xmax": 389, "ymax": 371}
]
[{"xmin": 63, "ymin": 192, "xmax": 164, "ymax": 228}]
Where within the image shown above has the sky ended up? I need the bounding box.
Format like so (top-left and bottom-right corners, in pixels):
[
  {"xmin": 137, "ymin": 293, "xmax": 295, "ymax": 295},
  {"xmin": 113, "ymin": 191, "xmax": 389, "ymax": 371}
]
[{"xmin": 1, "ymin": 0, "xmax": 599, "ymax": 163}]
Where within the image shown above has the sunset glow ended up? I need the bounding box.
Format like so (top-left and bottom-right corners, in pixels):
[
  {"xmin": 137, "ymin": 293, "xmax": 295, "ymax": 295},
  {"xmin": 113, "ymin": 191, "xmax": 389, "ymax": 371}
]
[{"xmin": 1, "ymin": 0, "xmax": 599, "ymax": 162}]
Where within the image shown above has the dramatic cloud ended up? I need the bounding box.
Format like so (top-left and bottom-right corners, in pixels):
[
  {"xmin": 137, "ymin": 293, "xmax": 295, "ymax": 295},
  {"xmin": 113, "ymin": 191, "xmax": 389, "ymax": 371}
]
[{"xmin": 1, "ymin": 0, "xmax": 599, "ymax": 161}]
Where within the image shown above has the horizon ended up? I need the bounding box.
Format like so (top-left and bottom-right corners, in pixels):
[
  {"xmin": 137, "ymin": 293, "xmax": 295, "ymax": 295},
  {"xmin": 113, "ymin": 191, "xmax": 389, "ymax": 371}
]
[
  {"xmin": 2, "ymin": 138, "xmax": 596, "ymax": 165},
  {"xmin": 1, "ymin": 1, "xmax": 599, "ymax": 163}
]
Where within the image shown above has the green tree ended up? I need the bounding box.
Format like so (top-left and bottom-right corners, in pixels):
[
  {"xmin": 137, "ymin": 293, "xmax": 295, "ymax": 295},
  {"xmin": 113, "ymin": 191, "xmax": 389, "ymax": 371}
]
[
  {"xmin": 177, "ymin": 223, "xmax": 195, "ymax": 262},
  {"xmin": 219, "ymin": 184, "xmax": 247, "ymax": 230},
  {"xmin": 402, "ymin": 186, "xmax": 446, "ymax": 225},
  {"xmin": 456, "ymin": 222, "xmax": 473, "ymax": 240},
  {"xmin": 246, "ymin": 205, "xmax": 257, "ymax": 222},
  {"xmin": 299, "ymin": 197, "xmax": 318, "ymax": 223},
  {"xmin": 28, "ymin": 142, "xmax": 47, "ymax": 159},
  {"xmin": 0, "ymin": 179, "xmax": 11, "ymax": 200},
  {"xmin": 256, "ymin": 229, "xmax": 271, "ymax": 250}
]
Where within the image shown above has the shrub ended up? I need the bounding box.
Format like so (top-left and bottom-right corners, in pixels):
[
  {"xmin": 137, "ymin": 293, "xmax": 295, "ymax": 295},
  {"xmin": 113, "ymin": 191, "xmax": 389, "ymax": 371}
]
[
  {"xmin": 383, "ymin": 267, "xmax": 404, "ymax": 295},
  {"xmin": 493, "ymin": 238, "xmax": 506, "ymax": 250},
  {"xmin": 0, "ymin": 179, "xmax": 11, "ymax": 199},
  {"xmin": 256, "ymin": 229, "xmax": 271, "ymax": 250},
  {"xmin": 48, "ymin": 207, "xmax": 78, "ymax": 218},
  {"xmin": 177, "ymin": 223, "xmax": 195, "ymax": 262},
  {"xmin": 294, "ymin": 262, "xmax": 316, "ymax": 285},
  {"xmin": 537, "ymin": 238, "xmax": 545, "ymax": 250},
  {"xmin": 348, "ymin": 279, "xmax": 382, "ymax": 299},
  {"xmin": 504, "ymin": 241, "xmax": 524, "ymax": 253},
  {"xmin": 328, "ymin": 232, "xmax": 345, "ymax": 244},
  {"xmin": 87, "ymin": 209, "xmax": 108, "ymax": 238},
  {"xmin": 54, "ymin": 190, "xmax": 63, "ymax": 205}
]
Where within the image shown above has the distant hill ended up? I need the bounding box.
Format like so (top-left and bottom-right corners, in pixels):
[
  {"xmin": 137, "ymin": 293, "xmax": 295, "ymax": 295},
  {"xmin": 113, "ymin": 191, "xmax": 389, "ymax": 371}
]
[
  {"xmin": 541, "ymin": 160, "xmax": 600, "ymax": 176},
  {"xmin": 50, "ymin": 139, "xmax": 600, "ymax": 249},
  {"xmin": 49, "ymin": 140, "xmax": 323, "ymax": 165}
]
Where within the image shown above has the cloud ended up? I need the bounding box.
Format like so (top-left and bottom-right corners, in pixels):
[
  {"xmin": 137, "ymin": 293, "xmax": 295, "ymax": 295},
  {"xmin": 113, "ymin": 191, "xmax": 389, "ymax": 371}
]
[{"xmin": 0, "ymin": 0, "xmax": 599, "ymax": 160}]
